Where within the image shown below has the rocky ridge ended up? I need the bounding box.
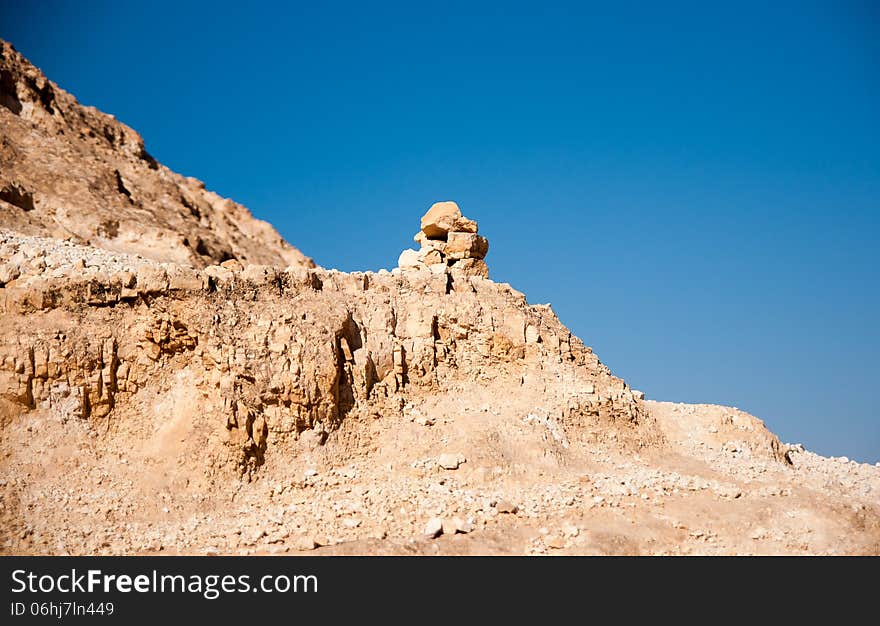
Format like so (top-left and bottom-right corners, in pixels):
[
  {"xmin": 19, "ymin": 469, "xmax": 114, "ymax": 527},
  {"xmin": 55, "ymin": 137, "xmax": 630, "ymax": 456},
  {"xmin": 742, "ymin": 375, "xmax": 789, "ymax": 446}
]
[
  {"xmin": 0, "ymin": 39, "xmax": 313, "ymax": 269},
  {"xmin": 0, "ymin": 223, "xmax": 650, "ymax": 459},
  {"xmin": 3, "ymin": 218, "xmax": 877, "ymax": 557}
]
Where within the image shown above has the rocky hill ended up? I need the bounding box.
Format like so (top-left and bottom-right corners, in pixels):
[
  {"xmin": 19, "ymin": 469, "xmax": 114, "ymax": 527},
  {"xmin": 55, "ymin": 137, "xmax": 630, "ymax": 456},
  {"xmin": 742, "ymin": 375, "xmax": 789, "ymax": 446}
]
[
  {"xmin": 0, "ymin": 40, "xmax": 313, "ymax": 269},
  {"xmin": 1, "ymin": 40, "xmax": 878, "ymax": 556}
]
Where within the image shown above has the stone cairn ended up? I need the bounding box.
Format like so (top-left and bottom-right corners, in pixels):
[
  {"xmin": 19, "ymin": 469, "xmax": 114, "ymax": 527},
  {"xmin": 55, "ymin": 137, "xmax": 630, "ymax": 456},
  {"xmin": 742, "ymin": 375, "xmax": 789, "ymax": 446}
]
[{"xmin": 397, "ymin": 201, "xmax": 490, "ymax": 278}]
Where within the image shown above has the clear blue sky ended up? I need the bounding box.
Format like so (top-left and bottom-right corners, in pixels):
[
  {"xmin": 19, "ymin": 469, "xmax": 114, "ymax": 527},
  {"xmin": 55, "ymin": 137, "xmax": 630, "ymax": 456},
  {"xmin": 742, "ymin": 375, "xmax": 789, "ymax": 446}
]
[{"xmin": 4, "ymin": 1, "xmax": 878, "ymax": 462}]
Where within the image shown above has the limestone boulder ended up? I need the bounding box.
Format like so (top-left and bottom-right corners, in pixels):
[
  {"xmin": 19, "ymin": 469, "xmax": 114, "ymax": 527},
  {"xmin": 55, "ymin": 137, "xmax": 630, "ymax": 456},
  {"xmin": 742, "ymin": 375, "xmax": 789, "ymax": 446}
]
[
  {"xmin": 446, "ymin": 232, "xmax": 489, "ymax": 260},
  {"xmin": 414, "ymin": 231, "xmax": 447, "ymax": 252},
  {"xmin": 136, "ymin": 265, "xmax": 169, "ymax": 294},
  {"xmin": 420, "ymin": 202, "xmax": 462, "ymax": 239},
  {"xmin": 417, "ymin": 247, "xmax": 445, "ymax": 266},
  {"xmin": 452, "ymin": 217, "xmax": 478, "ymax": 233},
  {"xmin": 0, "ymin": 261, "xmax": 21, "ymax": 286},
  {"xmin": 397, "ymin": 249, "xmax": 421, "ymax": 269},
  {"xmin": 451, "ymin": 258, "xmax": 489, "ymax": 278}
]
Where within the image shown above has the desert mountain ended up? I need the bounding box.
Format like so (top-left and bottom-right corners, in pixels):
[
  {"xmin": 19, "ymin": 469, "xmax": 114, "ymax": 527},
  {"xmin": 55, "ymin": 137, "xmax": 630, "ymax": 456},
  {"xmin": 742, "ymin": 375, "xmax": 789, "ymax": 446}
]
[
  {"xmin": 0, "ymin": 40, "xmax": 313, "ymax": 269},
  {"xmin": 1, "ymin": 40, "xmax": 878, "ymax": 556}
]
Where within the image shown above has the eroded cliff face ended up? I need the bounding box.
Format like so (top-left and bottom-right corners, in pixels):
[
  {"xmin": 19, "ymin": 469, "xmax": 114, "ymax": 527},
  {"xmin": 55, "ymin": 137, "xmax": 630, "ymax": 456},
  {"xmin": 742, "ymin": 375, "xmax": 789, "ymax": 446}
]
[
  {"xmin": 3, "ymin": 230, "xmax": 879, "ymax": 557},
  {"xmin": 0, "ymin": 40, "xmax": 313, "ymax": 269},
  {"xmin": 0, "ymin": 231, "xmax": 655, "ymax": 482}
]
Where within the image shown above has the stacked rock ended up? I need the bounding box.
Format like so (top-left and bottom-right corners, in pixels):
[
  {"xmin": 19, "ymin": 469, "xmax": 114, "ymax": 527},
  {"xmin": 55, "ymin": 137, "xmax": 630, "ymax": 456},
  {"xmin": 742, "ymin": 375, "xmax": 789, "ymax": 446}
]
[{"xmin": 397, "ymin": 201, "xmax": 490, "ymax": 278}]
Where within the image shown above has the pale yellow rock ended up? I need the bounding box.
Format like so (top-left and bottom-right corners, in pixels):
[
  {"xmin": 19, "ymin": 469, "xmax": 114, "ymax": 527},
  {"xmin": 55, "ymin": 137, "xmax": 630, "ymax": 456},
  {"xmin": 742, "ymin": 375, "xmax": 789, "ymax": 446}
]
[
  {"xmin": 220, "ymin": 259, "xmax": 244, "ymax": 272},
  {"xmin": 292, "ymin": 535, "xmax": 317, "ymax": 551},
  {"xmin": 339, "ymin": 336, "xmax": 354, "ymax": 361},
  {"xmin": 397, "ymin": 249, "xmax": 421, "ymax": 269},
  {"xmin": 418, "ymin": 247, "xmax": 444, "ymax": 266},
  {"xmin": 241, "ymin": 264, "xmax": 277, "ymax": 285},
  {"xmin": 496, "ymin": 500, "xmax": 519, "ymax": 514},
  {"xmin": 204, "ymin": 264, "xmax": 234, "ymax": 283},
  {"xmin": 0, "ymin": 262, "xmax": 20, "ymax": 286},
  {"xmin": 136, "ymin": 265, "xmax": 168, "ymax": 294},
  {"xmin": 438, "ymin": 453, "xmax": 461, "ymax": 470},
  {"xmin": 450, "ymin": 258, "xmax": 489, "ymax": 278},
  {"xmin": 452, "ymin": 216, "xmax": 478, "ymax": 233},
  {"xmin": 284, "ymin": 265, "xmax": 313, "ymax": 287},
  {"xmin": 420, "ymin": 201, "xmax": 462, "ymax": 238},
  {"xmin": 424, "ymin": 517, "xmax": 444, "ymax": 538},
  {"xmin": 446, "ymin": 232, "xmax": 489, "ymax": 260},
  {"xmin": 441, "ymin": 518, "xmax": 469, "ymax": 535},
  {"xmin": 525, "ymin": 325, "xmax": 541, "ymax": 344},
  {"xmin": 402, "ymin": 309, "xmax": 435, "ymax": 338},
  {"xmin": 166, "ymin": 266, "xmax": 205, "ymax": 291}
]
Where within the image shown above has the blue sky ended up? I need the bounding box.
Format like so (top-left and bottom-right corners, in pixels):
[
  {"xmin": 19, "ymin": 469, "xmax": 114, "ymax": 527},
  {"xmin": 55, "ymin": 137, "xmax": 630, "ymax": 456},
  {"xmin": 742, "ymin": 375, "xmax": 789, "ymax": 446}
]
[{"xmin": 4, "ymin": 1, "xmax": 878, "ymax": 461}]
